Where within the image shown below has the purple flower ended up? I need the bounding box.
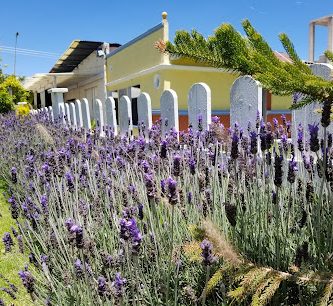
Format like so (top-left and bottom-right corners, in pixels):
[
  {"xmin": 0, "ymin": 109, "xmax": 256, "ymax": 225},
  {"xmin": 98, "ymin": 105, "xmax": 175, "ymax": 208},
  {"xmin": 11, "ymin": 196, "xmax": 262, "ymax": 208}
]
[
  {"xmin": 8, "ymin": 196, "xmax": 19, "ymax": 219},
  {"xmin": 321, "ymin": 100, "xmax": 332, "ymax": 127},
  {"xmin": 39, "ymin": 254, "xmax": 48, "ymax": 271},
  {"xmin": 29, "ymin": 253, "xmax": 38, "ymax": 267},
  {"xmin": 11, "ymin": 227, "xmax": 18, "ymax": 237},
  {"xmin": 111, "ymin": 272, "xmax": 126, "ymax": 297},
  {"xmin": 160, "ymin": 140, "xmax": 168, "ymax": 159},
  {"xmin": 65, "ymin": 172, "xmax": 75, "ymax": 192},
  {"xmin": 17, "ymin": 235, "xmax": 24, "ymax": 253},
  {"xmin": 0, "ymin": 287, "xmax": 16, "ymax": 300},
  {"xmin": 187, "ymin": 192, "xmax": 192, "ymax": 204},
  {"xmin": 166, "ymin": 177, "xmax": 178, "ymax": 205},
  {"xmin": 70, "ymin": 225, "xmax": 84, "ymax": 249},
  {"xmin": 98, "ymin": 276, "xmax": 108, "ymax": 296},
  {"xmin": 287, "ymin": 158, "xmax": 298, "ymax": 184},
  {"xmin": 173, "ymin": 155, "xmax": 181, "ymax": 177},
  {"xmin": 212, "ymin": 116, "xmax": 220, "ymax": 124},
  {"xmin": 41, "ymin": 194, "xmax": 48, "ymax": 215},
  {"xmin": 272, "ymin": 118, "xmax": 278, "ymax": 129},
  {"xmin": 189, "ymin": 158, "xmax": 196, "ymax": 175},
  {"xmin": 249, "ymin": 131, "xmax": 257, "ymax": 154},
  {"xmin": 65, "ymin": 218, "xmax": 74, "ymax": 231},
  {"xmin": 11, "ymin": 167, "xmax": 17, "ymax": 184},
  {"xmin": 256, "ymin": 111, "xmax": 261, "ymax": 129},
  {"xmin": 120, "ymin": 218, "xmax": 142, "ymax": 254},
  {"xmin": 66, "ymin": 219, "xmax": 84, "ymax": 248},
  {"xmin": 308, "ymin": 123, "xmax": 319, "ymax": 152},
  {"xmin": 197, "ymin": 114, "xmax": 203, "ymax": 131},
  {"xmin": 292, "ymin": 92, "xmax": 302, "ymax": 104},
  {"xmin": 281, "ymin": 114, "xmax": 287, "ymax": 126},
  {"xmin": 138, "ymin": 204, "xmax": 144, "ymax": 220},
  {"xmin": 200, "ymin": 239, "xmax": 216, "ymax": 266},
  {"xmin": 141, "ymin": 160, "xmax": 150, "ymax": 173},
  {"xmin": 274, "ymin": 153, "xmax": 283, "ymax": 187},
  {"xmin": 2, "ymin": 232, "xmax": 13, "ymax": 252},
  {"xmin": 231, "ymin": 132, "xmax": 239, "ymax": 160},
  {"xmin": 18, "ymin": 267, "xmax": 35, "ymax": 294},
  {"xmin": 297, "ymin": 124, "xmax": 304, "ymax": 152},
  {"xmin": 74, "ymin": 259, "xmax": 83, "ymax": 277},
  {"xmin": 128, "ymin": 218, "xmax": 142, "ymax": 254},
  {"xmin": 120, "ymin": 218, "xmax": 130, "ymax": 241},
  {"xmin": 144, "ymin": 173, "xmax": 156, "ymax": 200}
]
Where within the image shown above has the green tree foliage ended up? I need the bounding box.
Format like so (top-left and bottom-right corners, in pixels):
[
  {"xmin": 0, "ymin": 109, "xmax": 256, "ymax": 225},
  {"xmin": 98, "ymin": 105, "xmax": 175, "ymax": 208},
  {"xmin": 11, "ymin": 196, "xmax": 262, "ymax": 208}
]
[
  {"xmin": 0, "ymin": 59, "xmax": 30, "ymax": 113},
  {"xmin": 0, "ymin": 75, "xmax": 29, "ymax": 104},
  {"xmin": 161, "ymin": 19, "xmax": 333, "ymax": 109},
  {"xmin": 0, "ymin": 91, "xmax": 14, "ymax": 113}
]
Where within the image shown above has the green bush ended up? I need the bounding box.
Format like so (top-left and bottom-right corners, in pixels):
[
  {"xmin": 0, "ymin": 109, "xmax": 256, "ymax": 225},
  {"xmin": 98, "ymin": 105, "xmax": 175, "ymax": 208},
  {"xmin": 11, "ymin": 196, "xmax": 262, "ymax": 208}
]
[
  {"xmin": 0, "ymin": 91, "xmax": 14, "ymax": 113},
  {"xmin": 0, "ymin": 76, "xmax": 29, "ymax": 104}
]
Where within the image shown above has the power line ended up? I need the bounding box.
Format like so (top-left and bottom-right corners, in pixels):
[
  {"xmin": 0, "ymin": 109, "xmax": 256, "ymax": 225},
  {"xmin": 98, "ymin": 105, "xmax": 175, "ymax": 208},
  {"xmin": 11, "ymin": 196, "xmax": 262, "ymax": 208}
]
[
  {"xmin": 0, "ymin": 45, "xmax": 60, "ymax": 56},
  {"xmin": 0, "ymin": 49, "xmax": 59, "ymax": 59}
]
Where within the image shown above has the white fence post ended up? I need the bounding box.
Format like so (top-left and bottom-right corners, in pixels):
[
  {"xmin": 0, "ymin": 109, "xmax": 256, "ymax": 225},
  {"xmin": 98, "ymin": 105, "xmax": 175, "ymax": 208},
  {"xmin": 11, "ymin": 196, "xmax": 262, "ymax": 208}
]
[
  {"xmin": 47, "ymin": 106, "xmax": 53, "ymax": 121},
  {"xmin": 105, "ymin": 97, "xmax": 118, "ymax": 136},
  {"xmin": 119, "ymin": 95, "xmax": 132, "ymax": 136},
  {"xmin": 59, "ymin": 103, "xmax": 66, "ymax": 125},
  {"xmin": 81, "ymin": 98, "xmax": 91, "ymax": 129},
  {"xmin": 69, "ymin": 102, "xmax": 77, "ymax": 127},
  {"xmin": 137, "ymin": 92, "xmax": 152, "ymax": 138},
  {"xmin": 65, "ymin": 103, "xmax": 71, "ymax": 126},
  {"xmin": 230, "ymin": 75, "xmax": 263, "ymax": 131},
  {"xmin": 95, "ymin": 98, "xmax": 105, "ymax": 136},
  {"xmin": 75, "ymin": 99, "xmax": 83, "ymax": 128},
  {"xmin": 188, "ymin": 83, "xmax": 211, "ymax": 132},
  {"xmin": 160, "ymin": 89, "xmax": 179, "ymax": 137},
  {"xmin": 292, "ymin": 63, "xmax": 333, "ymax": 143}
]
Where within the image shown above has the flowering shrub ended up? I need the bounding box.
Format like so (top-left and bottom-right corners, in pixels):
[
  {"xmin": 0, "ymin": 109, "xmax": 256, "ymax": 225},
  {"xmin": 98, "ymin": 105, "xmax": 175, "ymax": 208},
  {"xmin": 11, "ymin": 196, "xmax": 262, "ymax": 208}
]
[
  {"xmin": 15, "ymin": 103, "xmax": 31, "ymax": 117},
  {"xmin": 0, "ymin": 110, "xmax": 332, "ymax": 305}
]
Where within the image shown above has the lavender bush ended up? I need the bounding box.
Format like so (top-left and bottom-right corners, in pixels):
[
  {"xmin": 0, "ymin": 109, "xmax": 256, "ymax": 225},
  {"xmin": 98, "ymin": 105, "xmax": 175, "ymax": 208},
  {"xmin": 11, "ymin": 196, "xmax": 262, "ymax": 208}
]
[{"xmin": 0, "ymin": 109, "xmax": 332, "ymax": 305}]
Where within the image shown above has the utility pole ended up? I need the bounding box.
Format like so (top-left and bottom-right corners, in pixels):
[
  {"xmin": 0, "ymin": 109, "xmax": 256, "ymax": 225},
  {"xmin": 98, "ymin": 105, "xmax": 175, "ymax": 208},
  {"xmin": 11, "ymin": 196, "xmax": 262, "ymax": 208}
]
[{"xmin": 13, "ymin": 32, "xmax": 19, "ymax": 76}]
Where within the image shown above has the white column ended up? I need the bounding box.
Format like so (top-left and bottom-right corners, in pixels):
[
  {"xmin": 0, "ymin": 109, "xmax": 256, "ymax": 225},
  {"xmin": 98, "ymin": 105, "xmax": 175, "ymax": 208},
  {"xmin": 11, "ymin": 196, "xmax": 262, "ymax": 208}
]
[
  {"xmin": 329, "ymin": 17, "xmax": 333, "ymax": 55},
  {"xmin": 40, "ymin": 90, "xmax": 46, "ymax": 108},
  {"xmin": 47, "ymin": 88, "xmax": 68, "ymax": 120},
  {"xmin": 33, "ymin": 92, "xmax": 37, "ymax": 109},
  {"xmin": 309, "ymin": 22, "xmax": 315, "ymax": 62}
]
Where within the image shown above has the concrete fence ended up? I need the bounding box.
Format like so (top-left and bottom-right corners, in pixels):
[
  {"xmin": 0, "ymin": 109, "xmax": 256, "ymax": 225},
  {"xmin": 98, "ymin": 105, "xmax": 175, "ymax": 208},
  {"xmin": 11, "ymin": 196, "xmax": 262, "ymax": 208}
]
[{"xmin": 31, "ymin": 63, "xmax": 333, "ymax": 138}]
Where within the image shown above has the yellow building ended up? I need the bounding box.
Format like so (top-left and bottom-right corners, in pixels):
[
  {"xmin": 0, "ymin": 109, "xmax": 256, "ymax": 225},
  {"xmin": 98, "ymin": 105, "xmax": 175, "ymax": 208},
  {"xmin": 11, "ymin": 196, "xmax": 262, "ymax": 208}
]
[{"xmin": 106, "ymin": 12, "xmax": 291, "ymax": 129}]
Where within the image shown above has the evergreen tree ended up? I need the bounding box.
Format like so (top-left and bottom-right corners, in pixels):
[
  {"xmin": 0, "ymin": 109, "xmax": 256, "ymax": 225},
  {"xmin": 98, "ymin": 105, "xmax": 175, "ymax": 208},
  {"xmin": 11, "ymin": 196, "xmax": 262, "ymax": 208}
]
[{"xmin": 156, "ymin": 19, "xmax": 333, "ymax": 117}]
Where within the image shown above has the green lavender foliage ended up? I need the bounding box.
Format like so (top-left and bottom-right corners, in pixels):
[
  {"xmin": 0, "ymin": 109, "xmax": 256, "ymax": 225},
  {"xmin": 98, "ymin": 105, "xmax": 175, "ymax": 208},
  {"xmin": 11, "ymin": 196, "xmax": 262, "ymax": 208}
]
[{"xmin": 165, "ymin": 19, "xmax": 333, "ymax": 109}]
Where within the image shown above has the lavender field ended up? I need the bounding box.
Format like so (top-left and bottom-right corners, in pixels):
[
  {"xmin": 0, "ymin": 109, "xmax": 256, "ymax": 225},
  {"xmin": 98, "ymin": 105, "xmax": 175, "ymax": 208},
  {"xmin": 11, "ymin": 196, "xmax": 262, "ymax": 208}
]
[{"xmin": 0, "ymin": 111, "xmax": 332, "ymax": 305}]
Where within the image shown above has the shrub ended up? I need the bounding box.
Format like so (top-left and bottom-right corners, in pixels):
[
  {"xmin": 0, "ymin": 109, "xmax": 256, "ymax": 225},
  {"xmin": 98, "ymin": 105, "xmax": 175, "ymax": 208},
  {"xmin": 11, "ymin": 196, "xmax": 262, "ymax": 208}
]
[
  {"xmin": 0, "ymin": 91, "xmax": 14, "ymax": 113},
  {"xmin": 0, "ymin": 76, "xmax": 29, "ymax": 104},
  {"xmin": 15, "ymin": 103, "xmax": 31, "ymax": 116}
]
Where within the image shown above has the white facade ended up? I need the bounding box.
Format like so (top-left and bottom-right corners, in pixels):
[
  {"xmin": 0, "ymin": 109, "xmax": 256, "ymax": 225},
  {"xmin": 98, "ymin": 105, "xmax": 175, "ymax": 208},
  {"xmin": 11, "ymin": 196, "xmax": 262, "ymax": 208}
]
[{"xmin": 24, "ymin": 41, "xmax": 119, "ymax": 119}]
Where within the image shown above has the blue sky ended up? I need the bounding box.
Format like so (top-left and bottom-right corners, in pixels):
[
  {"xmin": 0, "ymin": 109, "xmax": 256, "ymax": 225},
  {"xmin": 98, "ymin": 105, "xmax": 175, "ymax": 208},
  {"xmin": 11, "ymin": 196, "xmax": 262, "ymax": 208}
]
[{"xmin": 0, "ymin": 0, "xmax": 330, "ymax": 77}]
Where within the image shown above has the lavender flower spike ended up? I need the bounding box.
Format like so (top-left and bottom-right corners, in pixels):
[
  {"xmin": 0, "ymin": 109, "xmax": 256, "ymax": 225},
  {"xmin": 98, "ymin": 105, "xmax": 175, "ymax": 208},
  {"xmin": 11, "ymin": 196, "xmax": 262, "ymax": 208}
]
[
  {"xmin": 166, "ymin": 177, "xmax": 178, "ymax": 205},
  {"xmin": 111, "ymin": 272, "xmax": 127, "ymax": 297},
  {"xmin": 200, "ymin": 239, "xmax": 216, "ymax": 266},
  {"xmin": 18, "ymin": 267, "xmax": 35, "ymax": 294},
  {"xmin": 308, "ymin": 123, "xmax": 319, "ymax": 152},
  {"xmin": 2, "ymin": 232, "xmax": 14, "ymax": 252}
]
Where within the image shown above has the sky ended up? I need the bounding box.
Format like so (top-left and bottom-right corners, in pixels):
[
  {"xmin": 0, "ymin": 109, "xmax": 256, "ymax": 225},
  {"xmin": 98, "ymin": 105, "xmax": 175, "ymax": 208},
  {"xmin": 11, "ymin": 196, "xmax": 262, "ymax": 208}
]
[{"xmin": 0, "ymin": 0, "xmax": 331, "ymax": 77}]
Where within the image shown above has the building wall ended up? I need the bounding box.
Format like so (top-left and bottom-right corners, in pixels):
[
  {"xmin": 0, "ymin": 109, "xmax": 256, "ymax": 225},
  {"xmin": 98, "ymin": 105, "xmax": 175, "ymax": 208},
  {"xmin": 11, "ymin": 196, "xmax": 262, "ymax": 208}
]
[
  {"xmin": 271, "ymin": 94, "xmax": 291, "ymax": 110},
  {"xmin": 106, "ymin": 23, "xmax": 166, "ymax": 83},
  {"xmin": 76, "ymin": 49, "xmax": 105, "ymax": 75},
  {"xmin": 63, "ymin": 50, "xmax": 106, "ymax": 117}
]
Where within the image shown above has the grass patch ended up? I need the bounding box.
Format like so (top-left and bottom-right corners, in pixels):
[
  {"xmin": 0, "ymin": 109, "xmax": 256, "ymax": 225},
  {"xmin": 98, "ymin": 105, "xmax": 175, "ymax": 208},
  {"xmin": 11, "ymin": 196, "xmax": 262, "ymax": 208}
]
[{"xmin": 0, "ymin": 180, "xmax": 35, "ymax": 305}]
